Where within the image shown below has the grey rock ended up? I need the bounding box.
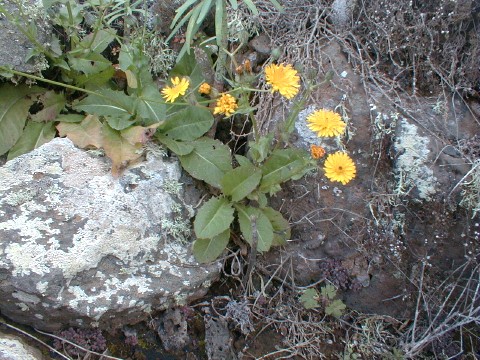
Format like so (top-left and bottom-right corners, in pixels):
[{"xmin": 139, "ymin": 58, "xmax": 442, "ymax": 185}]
[
  {"xmin": 0, "ymin": 331, "xmax": 45, "ymax": 360},
  {"xmin": 0, "ymin": 1, "xmax": 50, "ymax": 73},
  {"xmin": 0, "ymin": 138, "xmax": 221, "ymax": 331}
]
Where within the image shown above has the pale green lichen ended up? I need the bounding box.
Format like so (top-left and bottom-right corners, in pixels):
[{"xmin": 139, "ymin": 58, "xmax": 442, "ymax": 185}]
[
  {"xmin": 459, "ymin": 160, "xmax": 480, "ymax": 218},
  {"xmin": 3, "ymin": 189, "xmax": 36, "ymax": 206},
  {"xmin": 394, "ymin": 119, "xmax": 437, "ymax": 201}
]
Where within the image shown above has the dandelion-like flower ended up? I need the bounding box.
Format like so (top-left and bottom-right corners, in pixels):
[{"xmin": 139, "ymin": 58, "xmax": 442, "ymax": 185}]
[
  {"xmin": 213, "ymin": 93, "xmax": 238, "ymax": 117},
  {"xmin": 307, "ymin": 109, "xmax": 346, "ymax": 137},
  {"xmin": 161, "ymin": 77, "xmax": 189, "ymax": 103},
  {"xmin": 310, "ymin": 145, "xmax": 326, "ymax": 159},
  {"xmin": 265, "ymin": 63, "xmax": 300, "ymax": 99},
  {"xmin": 323, "ymin": 152, "xmax": 356, "ymax": 185},
  {"xmin": 198, "ymin": 82, "xmax": 211, "ymax": 95}
]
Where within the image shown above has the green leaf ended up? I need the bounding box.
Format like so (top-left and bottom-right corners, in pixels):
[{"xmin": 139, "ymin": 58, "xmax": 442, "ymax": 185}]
[
  {"xmin": 170, "ymin": 0, "xmax": 198, "ymax": 30},
  {"xmin": 247, "ymin": 134, "xmax": 273, "ymax": 163},
  {"xmin": 242, "ymin": 0, "xmax": 259, "ymax": 15},
  {"xmin": 74, "ymin": 66, "xmax": 115, "ymax": 89},
  {"xmin": 321, "ymin": 284, "xmax": 338, "ymax": 300},
  {"xmin": 259, "ymin": 148, "xmax": 313, "ymax": 193},
  {"xmin": 30, "ymin": 91, "xmax": 66, "ymax": 122},
  {"xmin": 169, "ymin": 51, "xmax": 205, "ymax": 88},
  {"xmin": 196, "ymin": 0, "xmax": 213, "ymax": 25},
  {"xmin": 57, "ymin": 114, "xmax": 103, "ymax": 149},
  {"xmin": 78, "ymin": 28, "xmax": 116, "ymax": 53},
  {"xmin": 55, "ymin": 114, "xmax": 85, "ymax": 123},
  {"xmin": 215, "ymin": 0, "xmax": 224, "ymax": 47},
  {"xmin": 235, "ymin": 154, "xmax": 252, "ymax": 167},
  {"xmin": 7, "ymin": 122, "xmax": 56, "ymax": 160},
  {"xmin": 325, "ymin": 299, "xmax": 346, "ymax": 318},
  {"xmin": 74, "ymin": 88, "xmax": 135, "ymax": 119},
  {"xmin": 300, "ymin": 288, "xmax": 320, "ymax": 309},
  {"xmin": 221, "ymin": 163, "xmax": 262, "ymax": 202},
  {"xmin": 179, "ymin": 137, "xmax": 232, "ymax": 188},
  {"xmin": 0, "ymin": 85, "xmax": 41, "ymax": 156},
  {"xmin": 133, "ymin": 83, "xmax": 166, "ymax": 124},
  {"xmin": 161, "ymin": 105, "xmax": 213, "ymax": 141},
  {"xmin": 193, "ymin": 229, "xmax": 230, "ymax": 263},
  {"xmin": 194, "ymin": 197, "xmax": 234, "ymax": 239},
  {"xmin": 106, "ymin": 116, "xmax": 136, "ymax": 131},
  {"xmin": 67, "ymin": 52, "xmax": 112, "ymax": 75},
  {"xmin": 262, "ymin": 207, "xmax": 290, "ymax": 246},
  {"xmin": 156, "ymin": 134, "xmax": 194, "ymax": 156},
  {"xmin": 235, "ymin": 205, "xmax": 273, "ymax": 252}
]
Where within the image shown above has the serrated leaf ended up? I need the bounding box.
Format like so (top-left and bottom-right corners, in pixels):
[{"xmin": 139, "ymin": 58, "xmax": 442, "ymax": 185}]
[
  {"xmin": 74, "ymin": 88, "xmax": 135, "ymax": 119},
  {"xmin": 262, "ymin": 207, "xmax": 290, "ymax": 246},
  {"xmin": 156, "ymin": 134, "xmax": 194, "ymax": 156},
  {"xmin": 221, "ymin": 163, "xmax": 262, "ymax": 202},
  {"xmin": 179, "ymin": 137, "xmax": 232, "ymax": 188},
  {"xmin": 259, "ymin": 148, "xmax": 312, "ymax": 192},
  {"xmin": 30, "ymin": 91, "xmax": 66, "ymax": 122},
  {"xmin": 300, "ymin": 288, "xmax": 320, "ymax": 309},
  {"xmin": 325, "ymin": 299, "xmax": 346, "ymax": 318},
  {"xmin": 161, "ymin": 106, "xmax": 213, "ymax": 141},
  {"xmin": 321, "ymin": 284, "xmax": 337, "ymax": 300},
  {"xmin": 0, "ymin": 85, "xmax": 41, "ymax": 156},
  {"xmin": 101, "ymin": 122, "xmax": 144, "ymax": 177},
  {"xmin": 7, "ymin": 122, "xmax": 56, "ymax": 160},
  {"xmin": 57, "ymin": 114, "xmax": 103, "ymax": 149},
  {"xmin": 194, "ymin": 197, "xmax": 234, "ymax": 239},
  {"xmin": 193, "ymin": 229, "xmax": 230, "ymax": 263},
  {"xmin": 235, "ymin": 205, "xmax": 273, "ymax": 252}
]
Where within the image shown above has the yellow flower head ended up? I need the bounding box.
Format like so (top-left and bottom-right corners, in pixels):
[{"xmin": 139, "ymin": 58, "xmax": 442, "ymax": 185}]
[
  {"xmin": 161, "ymin": 77, "xmax": 189, "ymax": 103},
  {"xmin": 307, "ymin": 109, "xmax": 346, "ymax": 137},
  {"xmin": 265, "ymin": 63, "xmax": 300, "ymax": 99},
  {"xmin": 323, "ymin": 152, "xmax": 356, "ymax": 185},
  {"xmin": 213, "ymin": 93, "xmax": 238, "ymax": 117},
  {"xmin": 310, "ymin": 144, "xmax": 326, "ymax": 159},
  {"xmin": 198, "ymin": 82, "xmax": 211, "ymax": 95}
]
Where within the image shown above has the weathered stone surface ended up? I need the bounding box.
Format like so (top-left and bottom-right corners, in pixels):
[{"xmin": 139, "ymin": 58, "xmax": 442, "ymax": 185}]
[
  {"xmin": 0, "ymin": 138, "xmax": 221, "ymax": 331},
  {"xmin": 0, "ymin": 331, "xmax": 45, "ymax": 360},
  {"xmin": 0, "ymin": 0, "xmax": 50, "ymax": 73}
]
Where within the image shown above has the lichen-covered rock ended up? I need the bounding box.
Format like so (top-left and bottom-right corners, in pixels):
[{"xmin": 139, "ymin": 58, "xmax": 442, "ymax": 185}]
[
  {"xmin": 0, "ymin": 0, "xmax": 50, "ymax": 73},
  {"xmin": 0, "ymin": 138, "xmax": 221, "ymax": 331},
  {"xmin": 0, "ymin": 331, "xmax": 45, "ymax": 360}
]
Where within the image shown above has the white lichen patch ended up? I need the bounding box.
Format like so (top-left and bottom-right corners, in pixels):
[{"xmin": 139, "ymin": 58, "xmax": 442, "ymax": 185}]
[{"xmin": 394, "ymin": 119, "xmax": 437, "ymax": 201}]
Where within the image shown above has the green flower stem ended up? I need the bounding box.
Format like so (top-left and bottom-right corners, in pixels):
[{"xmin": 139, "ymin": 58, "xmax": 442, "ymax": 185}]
[{"xmin": 0, "ymin": 67, "xmax": 110, "ymax": 99}]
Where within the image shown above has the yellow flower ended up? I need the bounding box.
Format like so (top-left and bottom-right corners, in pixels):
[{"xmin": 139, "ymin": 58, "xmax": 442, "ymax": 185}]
[
  {"xmin": 161, "ymin": 77, "xmax": 189, "ymax": 103},
  {"xmin": 198, "ymin": 82, "xmax": 211, "ymax": 95},
  {"xmin": 310, "ymin": 144, "xmax": 326, "ymax": 159},
  {"xmin": 307, "ymin": 109, "xmax": 346, "ymax": 137},
  {"xmin": 323, "ymin": 152, "xmax": 356, "ymax": 185},
  {"xmin": 213, "ymin": 93, "xmax": 238, "ymax": 117},
  {"xmin": 265, "ymin": 63, "xmax": 300, "ymax": 99}
]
